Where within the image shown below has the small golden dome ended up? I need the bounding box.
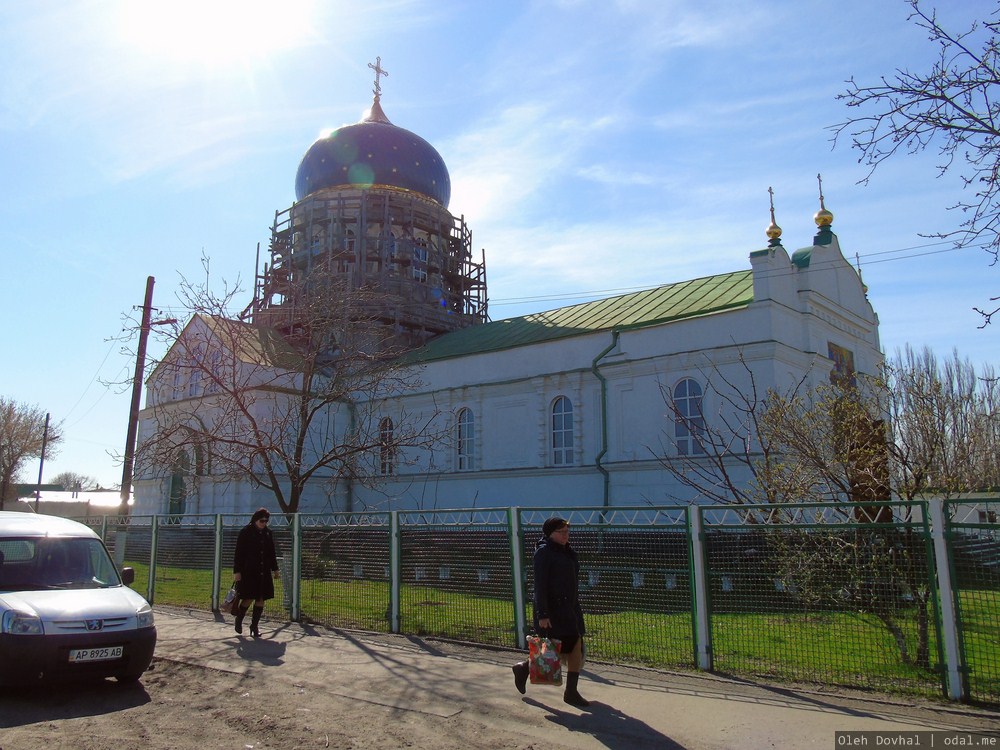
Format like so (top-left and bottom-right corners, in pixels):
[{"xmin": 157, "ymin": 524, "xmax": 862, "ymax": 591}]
[
  {"xmin": 766, "ymin": 186, "xmax": 782, "ymax": 241},
  {"xmin": 814, "ymin": 173, "xmax": 833, "ymax": 226}
]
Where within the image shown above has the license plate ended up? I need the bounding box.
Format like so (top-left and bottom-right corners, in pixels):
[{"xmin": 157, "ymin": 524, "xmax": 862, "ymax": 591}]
[{"xmin": 68, "ymin": 646, "xmax": 124, "ymax": 663}]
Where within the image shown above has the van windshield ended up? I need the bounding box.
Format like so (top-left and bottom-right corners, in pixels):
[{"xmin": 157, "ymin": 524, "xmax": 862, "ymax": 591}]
[{"xmin": 0, "ymin": 537, "xmax": 123, "ymax": 591}]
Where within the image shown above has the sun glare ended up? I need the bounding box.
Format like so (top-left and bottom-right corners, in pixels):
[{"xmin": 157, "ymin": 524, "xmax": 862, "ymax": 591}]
[{"xmin": 119, "ymin": 0, "xmax": 316, "ymax": 70}]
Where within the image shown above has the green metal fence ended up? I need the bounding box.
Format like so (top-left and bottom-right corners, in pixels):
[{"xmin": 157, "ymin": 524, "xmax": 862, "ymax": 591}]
[
  {"xmin": 945, "ymin": 498, "xmax": 1000, "ymax": 705},
  {"xmin": 518, "ymin": 507, "xmax": 694, "ymax": 670},
  {"xmin": 698, "ymin": 502, "xmax": 943, "ymax": 698},
  {"xmin": 73, "ymin": 499, "xmax": 999, "ymax": 705},
  {"xmin": 298, "ymin": 513, "xmax": 391, "ymax": 632}
]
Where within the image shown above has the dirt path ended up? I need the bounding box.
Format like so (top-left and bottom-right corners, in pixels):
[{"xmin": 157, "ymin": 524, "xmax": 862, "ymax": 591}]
[
  {"xmin": 0, "ymin": 657, "xmax": 566, "ymax": 750},
  {"xmin": 1, "ymin": 607, "xmax": 997, "ymax": 750}
]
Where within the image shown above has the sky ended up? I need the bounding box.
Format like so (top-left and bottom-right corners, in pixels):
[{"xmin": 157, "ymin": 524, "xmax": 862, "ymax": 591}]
[{"xmin": 2, "ymin": 0, "xmax": 997, "ymax": 493}]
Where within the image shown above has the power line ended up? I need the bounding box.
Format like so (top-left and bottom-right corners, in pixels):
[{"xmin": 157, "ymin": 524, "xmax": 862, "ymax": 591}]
[
  {"xmin": 490, "ymin": 239, "xmax": 984, "ymax": 307},
  {"xmin": 137, "ymin": 237, "xmax": 988, "ymax": 314},
  {"xmin": 63, "ymin": 339, "xmax": 117, "ymax": 424}
]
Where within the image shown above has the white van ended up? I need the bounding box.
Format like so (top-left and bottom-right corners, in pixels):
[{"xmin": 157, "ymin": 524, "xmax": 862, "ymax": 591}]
[{"xmin": 0, "ymin": 512, "xmax": 156, "ymax": 685}]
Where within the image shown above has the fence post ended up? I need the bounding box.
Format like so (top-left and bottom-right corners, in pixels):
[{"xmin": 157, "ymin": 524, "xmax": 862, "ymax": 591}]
[
  {"xmin": 690, "ymin": 507, "xmax": 712, "ymax": 670},
  {"xmin": 509, "ymin": 507, "xmax": 527, "ymax": 649},
  {"xmin": 389, "ymin": 510, "xmax": 401, "ymax": 633},
  {"xmin": 290, "ymin": 513, "xmax": 302, "ymax": 621},
  {"xmin": 148, "ymin": 515, "xmax": 159, "ymax": 605},
  {"xmin": 212, "ymin": 514, "xmax": 223, "ymax": 610},
  {"xmin": 929, "ymin": 498, "xmax": 965, "ymax": 701}
]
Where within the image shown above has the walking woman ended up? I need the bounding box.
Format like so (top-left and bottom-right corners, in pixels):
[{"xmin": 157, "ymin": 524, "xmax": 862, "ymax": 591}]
[
  {"xmin": 512, "ymin": 516, "xmax": 590, "ymax": 707},
  {"xmin": 232, "ymin": 507, "xmax": 280, "ymax": 638}
]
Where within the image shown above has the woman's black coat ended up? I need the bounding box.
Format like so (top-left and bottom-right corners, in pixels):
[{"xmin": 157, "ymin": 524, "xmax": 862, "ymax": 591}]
[
  {"xmin": 233, "ymin": 523, "xmax": 279, "ymax": 601},
  {"xmin": 532, "ymin": 536, "xmax": 585, "ymax": 648}
]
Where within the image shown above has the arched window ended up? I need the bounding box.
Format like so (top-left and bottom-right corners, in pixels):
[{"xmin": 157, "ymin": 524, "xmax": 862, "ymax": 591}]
[
  {"xmin": 379, "ymin": 417, "xmax": 395, "ymax": 476},
  {"xmin": 168, "ymin": 450, "xmax": 191, "ymax": 516},
  {"xmin": 456, "ymin": 408, "xmax": 475, "ymax": 471},
  {"xmin": 310, "ymin": 225, "xmax": 326, "ymax": 256},
  {"xmin": 551, "ymin": 396, "xmax": 574, "ymax": 466},
  {"xmin": 673, "ymin": 378, "xmax": 705, "ymax": 455},
  {"xmin": 187, "ymin": 346, "xmax": 204, "ymax": 398}
]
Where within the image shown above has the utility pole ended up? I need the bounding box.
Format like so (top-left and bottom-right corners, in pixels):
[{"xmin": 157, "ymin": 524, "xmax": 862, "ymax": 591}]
[
  {"xmin": 119, "ymin": 276, "xmax": 156, "ymax": 516},
  {"xmin": 0, "ymin": 439, "xmax": 6, "ymax": 511},
  {"xmin": 117, "ymin": 277, "xmax": 177, "ymax": 517},
  {"xmin": 33, "ymin": 413, "xmax": 50, "ymax": 513}
]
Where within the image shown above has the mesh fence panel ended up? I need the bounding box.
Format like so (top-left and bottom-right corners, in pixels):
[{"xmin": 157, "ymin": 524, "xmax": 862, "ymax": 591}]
[
  {"xmin": 519, "ymin": 508, "xmax": 693, "ymax": 669},
  {"xmin": 219, "ymin": 523, "xmax": 240, "ymax": 609},
  {"xmin": 702, "ymin": 504, "xmax": 942, "ymax": 697},
  {"xmin": 298, "ymin": 513, "xmax": 391, "ymax": 632},
  {"xmin": 66, "ymin": 499, "xmax": 997, "ymax": 705},
  {"xmin": 399, "ymin": 510, "xmax": 515, "ymax": 646},
  {"xmin": 154, "ymin": 516, "xmax": 217, "ymax": 608},
  {"xmin": 947, "ymin": 499, "xmax": 1000, "ymax": 705}
]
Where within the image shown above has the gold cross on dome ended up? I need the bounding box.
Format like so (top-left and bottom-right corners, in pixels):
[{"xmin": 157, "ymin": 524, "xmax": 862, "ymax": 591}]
[{"xmin": 369, "ymin": 56, "xmax": 388, "ymax": 99}]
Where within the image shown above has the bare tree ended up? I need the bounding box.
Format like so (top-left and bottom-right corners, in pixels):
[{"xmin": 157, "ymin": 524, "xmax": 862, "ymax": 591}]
[
  {"xmin": 131, "ymin": 267, "xmax": 442, "ymax": 516},
  {"xmin": 657, "ymin": 345, "xmax": 999, "ymax": 668},
  {"xmin": 654, "ymin": 351, "xmax": 817, "ymax": 506},
  {"xmin": 49, "ymin": 471, "xmax": 99, "ymax": 491},
  {"xmin": 831, "ymin": 0, "xmax": 1000, "ymax": 324},
  {"xmin": 883, "ymin": 345, "xmax": 1000, "ymax": 497},
  {"xmin": 660, "ymin": 345, "xmax": 999, "ymax": 504},
  {"xmin": 0, "ymin": 397, "xmax": 63, "ymax": 509}
]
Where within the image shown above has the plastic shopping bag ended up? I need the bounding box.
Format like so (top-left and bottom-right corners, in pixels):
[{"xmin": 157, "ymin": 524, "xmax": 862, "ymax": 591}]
[
  {"xmin": 223, "ymin": 582, "xmax": 240, "ymax": 614},
  {"xmin": 527, "ymin": 635, "xmax": 562, "ymax": 686}
]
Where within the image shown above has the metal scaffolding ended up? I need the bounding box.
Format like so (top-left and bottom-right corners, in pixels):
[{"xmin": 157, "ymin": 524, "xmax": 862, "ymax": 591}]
[{"xmin": 245, "ymin": 187, "xmax": 487, "ymax": 351}]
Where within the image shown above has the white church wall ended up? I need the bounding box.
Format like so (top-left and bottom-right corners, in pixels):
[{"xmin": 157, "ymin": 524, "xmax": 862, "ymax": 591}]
[
  {"xmin": 363, "ymin": 269, "xmax": 881, "ymax": 511},
  {"xmin": 749, "ymin": 244, "xmax": 796, "ymax": 306},
  {"xmin": 793, "ymin": 237, "xmax": 871, "ymax": 313},
  {"xmin": 350, "ymin": 465, "xmax": 605, "ymax": 511},
  {"xmin": 133, "ymin": 228, "xmax": 886, "ymax": 517}
]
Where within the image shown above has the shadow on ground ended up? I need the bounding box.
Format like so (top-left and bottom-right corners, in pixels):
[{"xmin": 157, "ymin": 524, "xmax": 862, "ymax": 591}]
[{"xmin": 524, "ymin": 696, "xmax": 687, "ymax": 749}]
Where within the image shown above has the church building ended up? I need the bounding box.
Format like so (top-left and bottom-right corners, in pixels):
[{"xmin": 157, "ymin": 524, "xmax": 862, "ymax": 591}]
[{"xmin": 132, "ymin": 63, "xmax": 882, "ymax": 516}]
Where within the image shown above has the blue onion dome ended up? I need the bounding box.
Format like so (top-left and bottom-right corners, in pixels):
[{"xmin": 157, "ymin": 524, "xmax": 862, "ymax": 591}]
[{"xmin": 294, "ymin": 96, "xmax": 452, "ymax": 208}]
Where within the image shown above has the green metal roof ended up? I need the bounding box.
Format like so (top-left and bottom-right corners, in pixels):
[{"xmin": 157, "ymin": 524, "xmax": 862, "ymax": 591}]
[{"xmin": 407, "ymin": 269, "xmax": 754, "ymax": 363}]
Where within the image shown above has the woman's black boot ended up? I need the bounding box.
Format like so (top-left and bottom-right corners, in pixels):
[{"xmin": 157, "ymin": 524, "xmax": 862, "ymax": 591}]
[
  {"xmin": 511, "ymin": 661, "xmax": 529, "ymax": 694},
  {"xmin": 234, "ymin": 605, "xmax": 249, "ymax": 635},
  {"xmin": 250, "ymin": 605, "xmax": 264, "ymax": 638},
  {"xmin": 563, "ymin": 671, "xmax": 590, "ymax": 707}
]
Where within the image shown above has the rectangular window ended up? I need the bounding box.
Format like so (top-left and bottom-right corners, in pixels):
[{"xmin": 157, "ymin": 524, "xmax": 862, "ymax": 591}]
[
  {"xmin": 413, "ymin": 242, "xmax": 428, "ymax": 283},
  {"xmin": 188, "ymin": 366, "xmax": 202, "ymax": 398},
  {"xmin": 171, "ymin": 364, "xmax": 185, "ymax": 400},
  {"xmin": 205, "ymin": 351, "xmax": 222, "ymax": 394},
  {"xmin": 379, "ymin": 418, "xmax": 395, "ymax": 476}
]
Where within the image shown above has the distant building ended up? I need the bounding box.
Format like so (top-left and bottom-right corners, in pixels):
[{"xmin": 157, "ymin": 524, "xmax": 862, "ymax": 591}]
[
  {"xmin": 133, "ymin": 64, "xmax": 881, "ymax": 516},
  {"xmin": 8, "ymin": 489, "xmax": 123, "ymax": 518}
]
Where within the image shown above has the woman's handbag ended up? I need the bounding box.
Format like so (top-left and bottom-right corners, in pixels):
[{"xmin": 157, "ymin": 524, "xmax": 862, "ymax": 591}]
[
  {"xmin": 526, "ymin": 635, "xmax": 562, "ymax": 686},
  {"xmin": 223, "ymin": 582, "xmax": 240, "ymax": 615}
]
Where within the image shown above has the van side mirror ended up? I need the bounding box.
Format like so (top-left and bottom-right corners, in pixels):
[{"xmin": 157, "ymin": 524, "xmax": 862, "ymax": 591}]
[{"xmin": 120, "ymin": 567, "xmax": 135, "ymax": 585}]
